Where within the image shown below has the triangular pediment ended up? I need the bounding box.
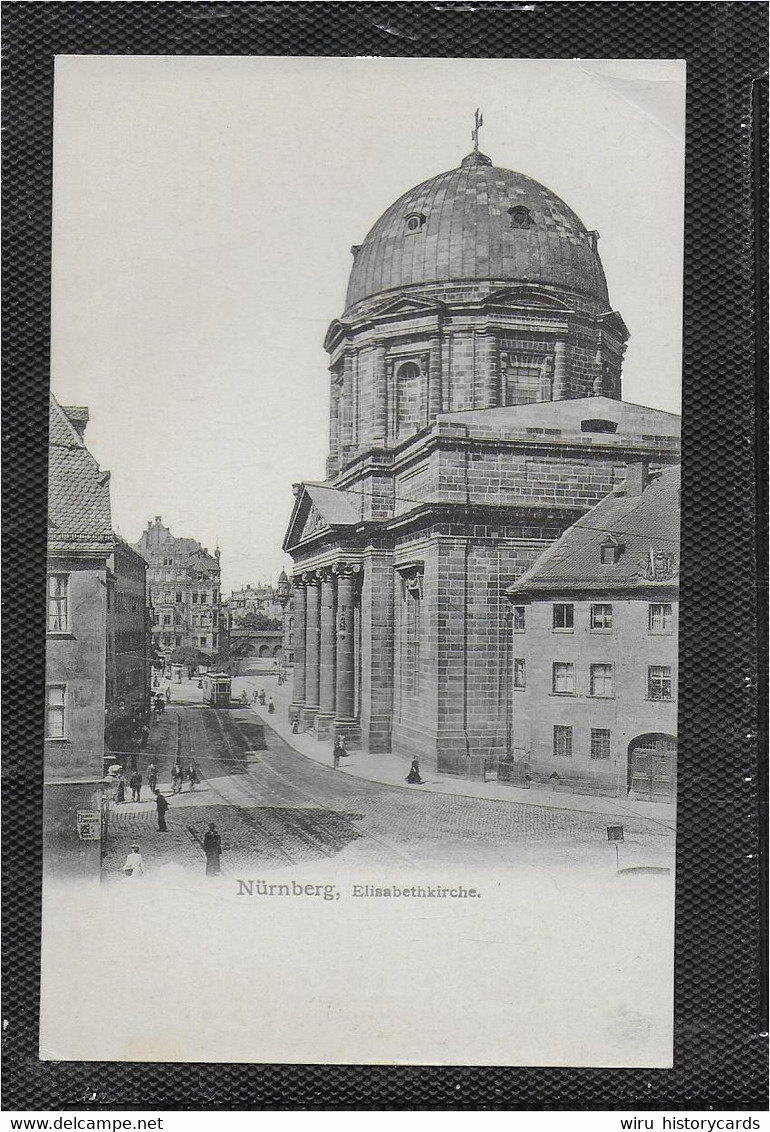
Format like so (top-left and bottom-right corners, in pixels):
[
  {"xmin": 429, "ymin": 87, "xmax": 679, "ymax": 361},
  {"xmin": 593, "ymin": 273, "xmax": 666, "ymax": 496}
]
[
  {"xmin": 368, "ymin": 294, "xmax": 446, "ymax": 321},
  {"xmin": 282, "ymin": 482, "xmax": 360, "ymax": 553},
  {"xmin": 483, "ymin": 286, "xmax": 575, "ymax": 313}
]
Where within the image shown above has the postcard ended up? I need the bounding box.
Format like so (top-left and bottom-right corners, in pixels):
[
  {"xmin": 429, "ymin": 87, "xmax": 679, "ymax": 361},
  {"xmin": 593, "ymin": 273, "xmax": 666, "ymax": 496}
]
[{"xmin": 40, "ymin": 56, "xmax": 685, "ymax": 1066}]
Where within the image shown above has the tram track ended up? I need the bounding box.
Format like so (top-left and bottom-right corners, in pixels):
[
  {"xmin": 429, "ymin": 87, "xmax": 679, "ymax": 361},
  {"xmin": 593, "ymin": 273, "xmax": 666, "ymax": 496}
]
[{"xmin": 175, "ymin": 701, "xmax": 421, "ymax": 870}]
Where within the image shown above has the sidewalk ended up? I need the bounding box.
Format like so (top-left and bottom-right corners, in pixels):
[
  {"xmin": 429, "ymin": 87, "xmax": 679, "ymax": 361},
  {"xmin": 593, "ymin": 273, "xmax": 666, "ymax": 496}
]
[{"xmin": 230, "ymin": 674, "xmax": 677, "ymax": 830}]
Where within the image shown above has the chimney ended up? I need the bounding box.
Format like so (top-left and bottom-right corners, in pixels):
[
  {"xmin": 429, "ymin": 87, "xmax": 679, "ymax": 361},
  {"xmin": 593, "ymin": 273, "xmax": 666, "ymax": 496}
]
[
  {"xmin": 63, "ymin": 406, "xmax": 89, "ymax": 439},
  {"xmin": 624, "ymin": 459, "xmax": 652, "ymax": 497}
]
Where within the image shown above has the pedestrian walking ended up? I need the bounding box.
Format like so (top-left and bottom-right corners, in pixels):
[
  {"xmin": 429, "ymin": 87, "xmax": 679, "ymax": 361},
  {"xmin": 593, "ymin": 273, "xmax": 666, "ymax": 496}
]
[
  {"xmin": 188, "ymin": 763, "xmax": 199, "ymax": 791},
  {"xmin": 259, "ymin": 689, "xmax": 266, "ymax": 706},
  {"xmin": 252, "ymin": 690, "xmax": 258, "ymax": 704},
  {"xmin": 129, "ymin": 771, "xmax": 143, "ymax": 803},
  {"xmin": 146, "ymin": 761, "xmax": 158, "ymax": 793},
  {"xmin": 333, "ymin": 734, "xmax": 347, "ymax": 761},
  {"xmin": 267, "ymin": 697, "xmax": 275, "ymax": 714},
  {"xmin": 165, "ymin": 686, "xmax": 171, "ymax": 703},
  {"xmin": 115, "ymin": 775, "xmax": 126, "ymax": 805},
  {"xmin": 154, "ymin": 790, "xmax": 169, "ymax": 832},
  {"xmin": 406, "ymin": 757, "xmax": 424, "ymax": 785},
  {"xmin": 139, "ymin": 723, "xmax": 150, "ymax": 750},
  {"xmin": 123, "ymin": 844, "xmax": 144, "ymax": 878},
  {"xmin": 171, "ymin": 763, "xmax": 182, "ymax": 795},
  {"xmin": 203, "ymin": 823, "xmax": 222, "ymax": 876},
  {"xmin": 291, "ymin": 719, "xmax": 299, "ymax": 734}
]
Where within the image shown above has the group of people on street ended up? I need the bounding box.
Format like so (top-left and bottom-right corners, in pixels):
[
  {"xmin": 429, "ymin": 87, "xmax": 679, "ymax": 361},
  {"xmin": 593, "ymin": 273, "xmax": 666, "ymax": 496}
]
[
  {"xmin": 171, "ymin": 760, "xmax": 200, "ymax": 794},
  {"xmin": 122, "ymin": 821, "xmax": 222, "ymax": 879}
]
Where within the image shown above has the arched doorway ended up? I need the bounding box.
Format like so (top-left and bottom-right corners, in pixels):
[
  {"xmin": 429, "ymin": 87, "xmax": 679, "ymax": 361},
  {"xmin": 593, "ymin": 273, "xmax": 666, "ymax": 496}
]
[
  {"xmin": 627, "ymin": 733, "xmax": 677, "ymax": 802},
  {"xmin": 258, "ymin": 644, "xmax": 270, "ymax": 658}
]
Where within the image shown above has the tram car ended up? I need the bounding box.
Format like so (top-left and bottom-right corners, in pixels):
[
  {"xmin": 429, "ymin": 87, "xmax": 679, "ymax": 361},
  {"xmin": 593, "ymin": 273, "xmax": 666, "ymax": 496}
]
[{"xmin": 202, "ymin": 671, "xmax": 232, "ymax": 707}]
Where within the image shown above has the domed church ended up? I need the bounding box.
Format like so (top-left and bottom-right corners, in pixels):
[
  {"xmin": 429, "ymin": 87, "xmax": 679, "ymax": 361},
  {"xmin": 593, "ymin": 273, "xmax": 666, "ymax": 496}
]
[{"xmin": 283, "ymin": 135, "xmax": 680, "ymax": 771}]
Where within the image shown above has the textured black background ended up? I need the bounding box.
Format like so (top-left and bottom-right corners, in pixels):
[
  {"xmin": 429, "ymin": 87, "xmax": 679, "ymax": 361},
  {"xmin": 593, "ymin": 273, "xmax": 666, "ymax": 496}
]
[{"xmin": 3, "ymin": 0, "xmax": 767, "ymax": 1111}]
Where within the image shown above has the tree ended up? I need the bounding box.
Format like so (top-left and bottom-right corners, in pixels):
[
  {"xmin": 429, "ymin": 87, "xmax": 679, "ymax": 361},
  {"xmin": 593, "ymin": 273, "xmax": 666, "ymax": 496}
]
[
  {"xmin": 170, "ymin": 645, "xmax": 212, "ymax": 672},
  {"xmin": 238, "ymin": 612, "xmax": 282, "ymax": 631}
]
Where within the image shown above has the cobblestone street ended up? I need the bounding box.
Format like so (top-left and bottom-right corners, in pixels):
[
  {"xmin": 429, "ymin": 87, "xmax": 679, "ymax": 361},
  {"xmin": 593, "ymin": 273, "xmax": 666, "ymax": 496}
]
[{"xmin": 104, "ymin": 687, "xmax": 675, "ymax": 882}]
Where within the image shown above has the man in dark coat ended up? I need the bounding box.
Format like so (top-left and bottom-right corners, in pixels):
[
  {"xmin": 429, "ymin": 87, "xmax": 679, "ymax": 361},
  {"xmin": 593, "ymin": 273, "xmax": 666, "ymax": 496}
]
[
  {"xmin": 203, "ymin": 823, "xmax": 222, "ymax": 876},
  {"xmin": 129, "ymin": 771, "xmax": 142, "ymax": 802},
  {"xmin": 146, "ymin": 761, "xmax": 158, "ymax": 793},
  {"xmin": 155, "ymin": 790, "xmax": 169, "ymax": 832}
]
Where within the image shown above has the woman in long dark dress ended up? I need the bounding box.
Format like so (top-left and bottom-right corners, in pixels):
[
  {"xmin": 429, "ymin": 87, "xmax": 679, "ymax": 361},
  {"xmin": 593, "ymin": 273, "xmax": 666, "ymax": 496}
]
[
  {"xmin": 405, "ymin": 758, "xmax": 423, "ymax": 785},
  {"xmin": 203, "ymin": 823, "xmax": 221, "ymax": 876},
  {"xmin": 115, "ymin": 775, "xmax": 126, "ymax": 804}
]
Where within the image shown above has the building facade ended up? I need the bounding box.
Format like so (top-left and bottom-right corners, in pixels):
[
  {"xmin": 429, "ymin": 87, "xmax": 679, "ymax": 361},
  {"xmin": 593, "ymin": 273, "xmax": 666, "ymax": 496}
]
[
  {"xmin": 104, "ymin": 538, "xmax": 152, "ymax": 763},
  {"xmin": 283, "ymin": 143, "xmax": 681, "ymax": 770},
  {"xmin": 45, "ymin": 400, "xmax": 113, "ymax": 879},
  {"xmin": 134, "ymin": 517, "xmax": 222, "ymax": 667},
  {"xmin": 506, "ymin": 465, "xmax": 679, "ymax": 800},
  {"xmin": 227, "ymin": 582, "xmax": 284, "ymax": 624}
]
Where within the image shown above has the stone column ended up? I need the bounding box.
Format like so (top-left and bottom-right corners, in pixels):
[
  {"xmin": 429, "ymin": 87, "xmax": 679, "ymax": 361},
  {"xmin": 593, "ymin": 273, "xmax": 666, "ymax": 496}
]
[
  {"xmin": 288, "ymin": 580, "xmax": 307, "ymax": 724},
  {"xmin": 340, "ymin": 352, "xmax": 354, "ymax": 454},
  {"xmin": 334, "ymin": 566, "xmax": 358, "ymax": 726},
  {"xmin": 302, "ymin": 574, "xmax": 321, "ymax": 729},
  {"xmin": 482, "ymin": 332, "xmax": 499, "ymax": 407},
  {"xmin": 327, "ymin": 375, "xmax": 340, "ymax": 479},
  {"xmin": 553, "ymin": 340, "xmax": 568, "ymax": 401},
  {"xmin": 372, "ymin": 344, "xmax": 388, "ymax": 444},
  {"xmin": 428, "ymin": 334, "xmax": 442, "ymax": 421},
  {"xmin": 317, "ymin": 570, "xmax": 337, "ymax": 740}
]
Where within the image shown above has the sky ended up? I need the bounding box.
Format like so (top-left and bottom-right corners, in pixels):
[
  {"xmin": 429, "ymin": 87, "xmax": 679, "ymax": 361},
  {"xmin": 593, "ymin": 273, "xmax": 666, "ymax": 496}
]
[{"xmin": 51, "ymin": 56, "xmax": 685, "ymax": 594}]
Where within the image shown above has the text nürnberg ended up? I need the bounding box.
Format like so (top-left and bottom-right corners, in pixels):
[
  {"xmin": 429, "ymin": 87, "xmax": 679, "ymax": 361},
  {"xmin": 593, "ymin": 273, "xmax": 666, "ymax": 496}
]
[{"xmin": 235, "ymin": 880, "xmax": 481, "ymax": 901}]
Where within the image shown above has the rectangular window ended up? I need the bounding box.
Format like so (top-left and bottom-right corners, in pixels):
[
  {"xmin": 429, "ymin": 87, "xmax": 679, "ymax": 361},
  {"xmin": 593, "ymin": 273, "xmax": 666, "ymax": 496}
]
[
  {"xmin": 192, "ymin": 594, "xmax": 198, "ymax": 604},
  {"xmin": 512, "ymin": 605, "xmax": 526, "ymax": 632},
  {"xmin": 405, "ymin": 587, "xmax": 421, "ymax": 695},
  {"xmin": 200, "ymin": 636, "xmax": 207, "ymax": 647},
  {"xmin": 513, "ymin": 658, "xmax": 526, "ymax": 688},
  {"xmin": 590, "ymin": 663, "xmax": 614, "ymax": 697},
  {"xmin": 175, "ymin": 592, "xmax": 183, "ymax": 604},
  {"xmin": 552, "ymin": 662, "xmax": 575, "ymax": 694},
  {"xmin": 47, "ymin": 574, "xmax": 69, "ymax": 633},
  {"xmin": 163, "ymin": 614, "xmax": 172, "ymax": 626},
  {"xmin": 552, "ymin": 603, "xmax": 574, "ymax": 630},
  {"xmin": 590, "ymin": 728, "xmax": 611, "ymax": 760},
  {"xmin": 46, "ymin": 684, "xmax": 67, "ymax": 739},
  {"xmin": 648, "ymin": 665, "xmax": 673, "ymax": 701},
  {"xmin": 590, "ymin": 603, "xmax": 613, "ymax": 631},
  {"xmin": 553, "ymin": 725, "xmax": 572, "ymax": 758},
  {"xmin": 648, "ymin": 603, "xmax": 673, "ymax": 633}
]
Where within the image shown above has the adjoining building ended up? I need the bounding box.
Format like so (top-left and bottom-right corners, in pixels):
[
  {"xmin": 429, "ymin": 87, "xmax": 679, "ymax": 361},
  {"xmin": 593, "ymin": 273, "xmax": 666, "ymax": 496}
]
[
  {"xmin": 282, "ymin": 141, "xmax": 681, "ymax": 769},
  {"xmin": 134, "ymin": 517, "xmax": 222, "ymax": 669},
  {"xmin": 506, "ymin": 463, "xmax": 679, "ymax": 801},
  {"xmin": 45, "ymin": 398, "xmax": 151, "ymax": 879},
  {"xmin": 104, "ymin": 538, "xmax": 153, "ymax": 764},
  {"xmin": 227, "ymin": 582, "xmax": 284, "ymax": 624}
]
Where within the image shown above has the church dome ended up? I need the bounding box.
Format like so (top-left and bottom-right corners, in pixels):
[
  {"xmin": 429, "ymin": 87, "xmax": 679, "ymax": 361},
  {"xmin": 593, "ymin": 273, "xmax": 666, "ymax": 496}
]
[{"xmin": 345, "ymin": 151, "xmax": 609, "ymax": 311}]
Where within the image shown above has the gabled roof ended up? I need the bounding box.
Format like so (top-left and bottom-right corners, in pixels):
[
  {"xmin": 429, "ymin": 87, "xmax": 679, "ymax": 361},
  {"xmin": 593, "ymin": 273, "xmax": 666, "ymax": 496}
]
[
  {"xmin": 508, "ymin": 465, "xmax": 680, "ymax": 595},
  {"xmin": 282, "ymin": 481, "xmax": 361, "ymax": 553},
  {"xmin": 48, "ymin": 395, "xmax": 113, "ymax": 549}
]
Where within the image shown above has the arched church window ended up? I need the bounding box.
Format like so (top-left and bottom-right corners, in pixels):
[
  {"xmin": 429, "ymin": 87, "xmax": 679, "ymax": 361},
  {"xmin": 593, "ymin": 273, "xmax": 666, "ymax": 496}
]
[
  {"xmin": 393, "ymin": 361, "xmax": 422, "ymax": 439},
  {"xmin": 404, "ymin": 212, "xmax": 426, "ymax": 234},
  {"xmin": 508, "ymin": 205, "xmax": 533, "ymax": 229}
]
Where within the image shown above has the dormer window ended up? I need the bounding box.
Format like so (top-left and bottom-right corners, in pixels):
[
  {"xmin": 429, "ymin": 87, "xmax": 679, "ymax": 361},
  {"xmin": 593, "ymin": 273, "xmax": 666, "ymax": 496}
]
[
  {"xmin": 404, "ymin": 212, "xmax": 426, "ymax": 234},
  {"xmin": 508, "ymin": 205, "xmax": 533, "ymax": 229},
  {"xmin": 600, "ymin": 535, "xmax": 622, "ymax": 565}
]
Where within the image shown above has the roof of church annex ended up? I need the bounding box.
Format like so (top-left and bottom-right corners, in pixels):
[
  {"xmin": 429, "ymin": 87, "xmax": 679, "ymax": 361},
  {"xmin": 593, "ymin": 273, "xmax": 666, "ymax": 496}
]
[
  {"xmin": 345, "ymin": 149, "xmax": 610, "ymax": 312},
  {"xmin": 507, "ymin": 466, "xmax": 680, "ymax": 596}
]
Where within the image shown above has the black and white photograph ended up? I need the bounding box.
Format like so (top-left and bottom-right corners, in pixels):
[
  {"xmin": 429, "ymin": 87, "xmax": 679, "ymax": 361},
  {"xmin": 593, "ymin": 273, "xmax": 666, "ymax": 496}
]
[{"xmin": 39, "ymin": 55, "xmax": 686, "ymax": 1067}]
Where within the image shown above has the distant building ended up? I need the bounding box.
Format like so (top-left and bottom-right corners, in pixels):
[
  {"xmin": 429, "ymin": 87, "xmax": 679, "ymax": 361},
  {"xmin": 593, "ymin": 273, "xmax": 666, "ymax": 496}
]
[
  {"xmin": 105, "ymin": 538, "xmax": 152, "ymax": 762},
  {"xmin": 46, "ymin": 398, "xmax": 150, "ymax": 879},
  {"xmin": 134, "ymin": 517, "xmax": 222, "ymax": 667},
  {"xmin": 506, "ymin": 463, "xmax": 679, "ymax": 801},
  {"xmin": 227, "ymin": 582, "xmax": 283, "ymax": 624}
]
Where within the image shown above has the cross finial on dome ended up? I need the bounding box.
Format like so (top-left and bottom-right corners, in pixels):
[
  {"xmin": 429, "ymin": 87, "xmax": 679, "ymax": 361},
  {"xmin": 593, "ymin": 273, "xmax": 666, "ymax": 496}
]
[{"xmin": 472, "ymin": 107, "xmax": 484, "ymax": 152}]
